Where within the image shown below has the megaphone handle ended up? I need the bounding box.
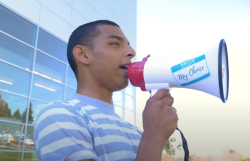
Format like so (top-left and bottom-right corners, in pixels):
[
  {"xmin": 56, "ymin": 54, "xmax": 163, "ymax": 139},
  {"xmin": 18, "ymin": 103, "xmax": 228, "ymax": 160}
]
[
  {"xmin": 150, "ymin": 88, "xmax": 172, "ymax": 97},
  {"xmin": 150, "ymin": 89, "xmax": 189, "ymax": 161}
]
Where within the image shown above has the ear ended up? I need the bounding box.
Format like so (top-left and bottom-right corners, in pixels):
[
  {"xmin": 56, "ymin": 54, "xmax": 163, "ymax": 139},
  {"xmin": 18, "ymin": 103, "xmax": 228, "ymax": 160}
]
[{"xmin": 72, "ymin": 45, "xmax": 90, "ymax": 65}]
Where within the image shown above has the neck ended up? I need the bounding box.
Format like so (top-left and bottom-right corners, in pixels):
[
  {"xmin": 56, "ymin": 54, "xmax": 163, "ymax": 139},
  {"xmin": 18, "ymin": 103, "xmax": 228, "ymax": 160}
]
[{"xmin": 76, "ymin": 80, "xmax": 113, "ymax": 105}]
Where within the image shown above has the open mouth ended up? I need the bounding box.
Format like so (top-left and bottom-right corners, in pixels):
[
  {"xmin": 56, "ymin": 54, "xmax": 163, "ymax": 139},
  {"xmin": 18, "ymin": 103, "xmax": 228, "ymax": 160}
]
[{"xmin": 120, "ymin": 65, "xmax": 129, "ymax": 70}]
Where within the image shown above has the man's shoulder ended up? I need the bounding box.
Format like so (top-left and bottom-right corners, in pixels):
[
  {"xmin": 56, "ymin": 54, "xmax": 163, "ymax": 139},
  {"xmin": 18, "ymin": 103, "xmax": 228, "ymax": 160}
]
[
  {"xmin": 36, "ymin": 99, "xmax": 83, "ymax": 124},
  {"xmin": 41, "ymin": 98, "xmax": 81, "ymax": 113},
  {"xmin": 34, "ymin": 99, "xmax": 86, "ymax": 132}
]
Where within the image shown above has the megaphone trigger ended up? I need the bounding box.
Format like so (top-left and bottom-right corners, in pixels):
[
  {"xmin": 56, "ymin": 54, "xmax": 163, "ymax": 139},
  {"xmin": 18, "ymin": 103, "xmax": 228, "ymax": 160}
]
[{"xmin": 150, "ymin": 89, "xmax": 158, "ymax": 97}]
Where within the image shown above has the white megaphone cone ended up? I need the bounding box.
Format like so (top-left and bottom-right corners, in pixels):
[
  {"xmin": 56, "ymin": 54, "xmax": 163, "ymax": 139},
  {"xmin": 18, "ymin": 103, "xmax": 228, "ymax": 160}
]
[{"xmin": 128, "ymin": 39, "xmax": 229, "ymax": 103}]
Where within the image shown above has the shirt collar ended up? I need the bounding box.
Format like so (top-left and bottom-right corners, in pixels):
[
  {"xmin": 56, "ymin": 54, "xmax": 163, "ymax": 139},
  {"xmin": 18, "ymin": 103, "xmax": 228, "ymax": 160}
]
[{"xmin": 71, "ymin": 93, "xmax": 115, "ymax": 113}]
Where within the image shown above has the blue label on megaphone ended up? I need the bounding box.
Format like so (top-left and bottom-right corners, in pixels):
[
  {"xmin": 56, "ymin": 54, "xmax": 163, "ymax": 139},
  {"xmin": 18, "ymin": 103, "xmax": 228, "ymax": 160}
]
[{"xmin": 171, "ymin": 55, "xmax": 210, "ymax": 86}]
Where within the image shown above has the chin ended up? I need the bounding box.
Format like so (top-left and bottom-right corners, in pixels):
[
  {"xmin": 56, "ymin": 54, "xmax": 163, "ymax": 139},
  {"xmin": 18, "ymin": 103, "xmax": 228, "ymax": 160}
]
[
  {"xmin": 122, "ymin": 79, "xmax": 129, "ymax": 88},
  {"xmin": 112, "ymin": 81, "xmax": 128, "ymax": 92}
]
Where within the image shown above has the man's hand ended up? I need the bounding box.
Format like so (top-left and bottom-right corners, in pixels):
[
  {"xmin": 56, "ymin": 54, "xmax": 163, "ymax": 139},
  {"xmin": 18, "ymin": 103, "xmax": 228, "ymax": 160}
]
[
  {"xmin": 143, "ymin": 89, "xmax": 178, "ymax": 141},
  {"xmin": 136, "ymin": 89, "xmax": 178, "ymax": 161}
]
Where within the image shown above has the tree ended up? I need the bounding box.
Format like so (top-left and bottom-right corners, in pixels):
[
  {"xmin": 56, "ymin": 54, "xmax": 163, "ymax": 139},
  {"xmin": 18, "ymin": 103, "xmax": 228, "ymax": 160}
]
[
  {"xmin": 0, "ymin": 93, "xmax": 12, "ymax": 119},
  {"xmin": 21, "ymin": 107, "xmax": 27, "ymax": 123},
  {"xmin": 6, "ymin": 106, "xmax": 12, "ymax": 118},
  {"xmin": 163, "ymin": 137, "xmax": 182, "ymax": 156},
  {"xmin": 13, "ymin": 109, "xmax": 21, "ymax": 120},
  {"xmin": 21, "ymin": 102, "xmax": 34, "ymax": 123},
  {"xmin": 28, "ymin": 102, "xmax": 34, "ymax": 124},
  {"xmin": 0, "ymin": 93, "xmax": 8, "ymax": 117}
]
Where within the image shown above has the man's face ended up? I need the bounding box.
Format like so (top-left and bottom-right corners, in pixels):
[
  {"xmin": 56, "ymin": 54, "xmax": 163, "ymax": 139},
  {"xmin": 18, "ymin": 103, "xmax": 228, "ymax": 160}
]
[{"xmin": 88, "ymin": 25, "xmax": 135, "ymax": 92}]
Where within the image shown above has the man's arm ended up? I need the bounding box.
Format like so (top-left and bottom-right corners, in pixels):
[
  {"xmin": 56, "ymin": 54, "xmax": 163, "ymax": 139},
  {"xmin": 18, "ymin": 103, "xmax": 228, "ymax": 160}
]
[{"xmin": 135, "ymin": 89, "xmax": 178, "ymax": 161}]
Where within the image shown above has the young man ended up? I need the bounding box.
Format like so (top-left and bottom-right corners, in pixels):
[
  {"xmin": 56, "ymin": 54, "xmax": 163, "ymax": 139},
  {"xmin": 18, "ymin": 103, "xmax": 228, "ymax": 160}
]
[{"xmin": 34, "ymin": 20, "xmax": 178, "ymax": 161}]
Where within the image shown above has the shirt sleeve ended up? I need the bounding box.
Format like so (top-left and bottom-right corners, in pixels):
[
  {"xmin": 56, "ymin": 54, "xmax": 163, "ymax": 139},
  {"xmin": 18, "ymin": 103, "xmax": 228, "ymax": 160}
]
[{"xmin": 34, "ymin": 103, "xmax": 101, "ymax": 161}]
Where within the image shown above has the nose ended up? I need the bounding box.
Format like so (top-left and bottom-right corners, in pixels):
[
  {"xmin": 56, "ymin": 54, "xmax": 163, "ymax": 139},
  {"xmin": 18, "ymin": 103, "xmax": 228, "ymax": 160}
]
[{"xmin": 125, "ymin": 45, "xmax": 136, "ymax": 59}]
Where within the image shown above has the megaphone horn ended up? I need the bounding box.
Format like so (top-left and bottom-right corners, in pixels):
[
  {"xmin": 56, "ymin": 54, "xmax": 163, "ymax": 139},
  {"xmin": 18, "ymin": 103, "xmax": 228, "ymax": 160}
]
[{"xmin": 128, "ymin": 39, "xmax": 229, "ymax": 103}]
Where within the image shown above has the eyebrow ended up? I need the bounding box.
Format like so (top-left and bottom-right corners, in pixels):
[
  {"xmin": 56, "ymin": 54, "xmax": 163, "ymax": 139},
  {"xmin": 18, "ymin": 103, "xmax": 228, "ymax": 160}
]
[{"xmin": 106, "ymin": 35, "xmax": 130, "ymax": 45}]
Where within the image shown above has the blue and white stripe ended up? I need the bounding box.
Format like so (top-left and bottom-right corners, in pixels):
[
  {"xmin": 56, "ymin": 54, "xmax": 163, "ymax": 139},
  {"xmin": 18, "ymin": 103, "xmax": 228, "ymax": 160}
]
[{"xmin": 34, "ymin": 93, "xmax": 142, "ymax": 161}]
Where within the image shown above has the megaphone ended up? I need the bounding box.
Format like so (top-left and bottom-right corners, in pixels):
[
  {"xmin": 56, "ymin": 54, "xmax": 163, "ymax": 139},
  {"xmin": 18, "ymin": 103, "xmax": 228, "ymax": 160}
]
[{"xmin": 128, "ymin": 39, "xmax": 229, "ymax": 103}]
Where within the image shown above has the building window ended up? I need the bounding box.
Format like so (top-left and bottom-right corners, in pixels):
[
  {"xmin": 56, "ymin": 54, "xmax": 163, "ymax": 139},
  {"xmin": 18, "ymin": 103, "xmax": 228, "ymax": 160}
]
[
  {"xmin": 113, "ymin": 91, "xmax": 123, "ymax": 107},
  {"xmin": 37, "ymin": 29, "xmax": 67, "ymax": 62},
  {"xmin": 65, "ymin": 87, "xmax": 76, "ymax": 100},
  {"xmin": 0, "ymin": 32, "xmax": 34, "ymax": 70},
  {"xmin": 35, "ymin": 51, "xmax": 66, "ymax": 84},
  {"xmin": 30, "ymin": 99, "xmax": 48, "ymax": 125},
  {"xmin": 66, "ymin": 65, "xmax": 77, "ymax": 88},
  {"xmin": 0, "ymin": 62, "xmax": 31, "ymax": 96},
  {"xmin": 0, "ymin": 91, "xmax": 28, "ymax": 123},
  {"xmin": 0, "ymin": 121, "xmax": 26, "ymax": 152},
  {"xmin": 31, "ymin": 75, "xmax": 64, "ymax": 103},
  {"xmin": 0, "ymin": 4, "xmax": 37, "ymax": 46}
]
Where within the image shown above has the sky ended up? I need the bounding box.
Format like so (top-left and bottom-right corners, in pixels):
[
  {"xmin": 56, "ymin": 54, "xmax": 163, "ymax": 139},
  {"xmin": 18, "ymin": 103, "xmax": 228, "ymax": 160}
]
[{"xmin": 136, "ymin": 0, "xmax": 250, "ymax": 157}]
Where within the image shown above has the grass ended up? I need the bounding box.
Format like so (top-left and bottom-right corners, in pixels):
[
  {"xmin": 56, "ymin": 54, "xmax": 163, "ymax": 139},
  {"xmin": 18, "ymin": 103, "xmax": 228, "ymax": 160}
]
[
  {"xmin": 0, "ymin": 151, "xmax": 39, "ymax": 161},
  {"xmin": 0, "ymin": 151, "xmax": 22, "ymax": 161},
  {"xmin": 0, "ymin": 143, "xmax": 38, "ymax": 161}
]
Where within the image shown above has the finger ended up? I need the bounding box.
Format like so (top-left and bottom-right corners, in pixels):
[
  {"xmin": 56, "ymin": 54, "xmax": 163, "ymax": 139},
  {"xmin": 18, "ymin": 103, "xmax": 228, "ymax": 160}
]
[
  {"xmin": 151, "ymin": 89, "xmax": 171, "ymax": 100},
  {"xmin": 161, "ymin": 95, "xmax": 174, "ymax": 106},
  {"xmin": 172, "ymin": 106, "xmax": 177, "ymax": 113}
]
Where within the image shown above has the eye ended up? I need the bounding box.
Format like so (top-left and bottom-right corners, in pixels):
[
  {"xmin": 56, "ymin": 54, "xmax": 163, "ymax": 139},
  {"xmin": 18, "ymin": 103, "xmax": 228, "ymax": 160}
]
[{"xmin": 110, "ymin": 42, "xmax": 120, "ymax": 46}]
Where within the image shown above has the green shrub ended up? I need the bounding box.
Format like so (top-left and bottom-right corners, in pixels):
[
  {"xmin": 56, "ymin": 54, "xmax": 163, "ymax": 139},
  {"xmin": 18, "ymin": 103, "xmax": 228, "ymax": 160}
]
[{"xmin": 240, "ymin": 157, "xmax": 250, "ymax": 161}]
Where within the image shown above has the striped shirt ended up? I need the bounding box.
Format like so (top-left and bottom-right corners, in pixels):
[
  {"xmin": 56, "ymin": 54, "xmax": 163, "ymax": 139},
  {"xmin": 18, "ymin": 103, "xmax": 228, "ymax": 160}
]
[{"xmin": 34, "ymin": 93, "xmax": 142, "ymax": 161}]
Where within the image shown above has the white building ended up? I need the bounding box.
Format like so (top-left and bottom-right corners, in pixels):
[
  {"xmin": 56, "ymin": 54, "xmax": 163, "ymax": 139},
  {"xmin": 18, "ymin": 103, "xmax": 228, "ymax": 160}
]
[{"xmin": 0, "ymin": 0, "xmax": 137, "ymax": 160}]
